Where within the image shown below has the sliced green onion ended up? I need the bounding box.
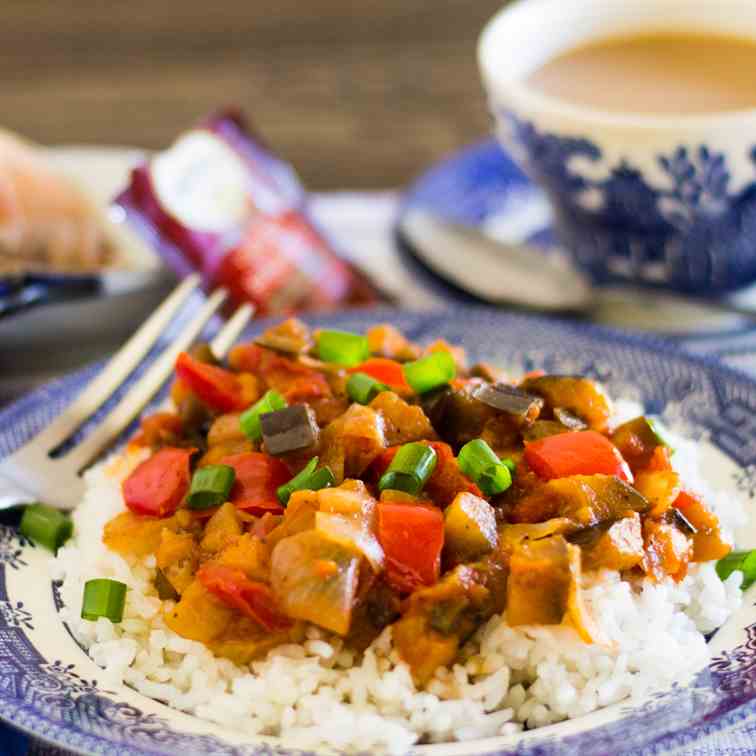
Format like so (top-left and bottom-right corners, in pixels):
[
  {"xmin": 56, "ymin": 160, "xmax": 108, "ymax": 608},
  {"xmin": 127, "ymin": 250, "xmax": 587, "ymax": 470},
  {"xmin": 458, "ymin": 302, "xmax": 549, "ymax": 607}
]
[
  {"xmin": 379, "ymin": 443, "xmax": 438, "ymax": 496},
  {"xmin": 19, "ymin": 503, "xmax": 73, "ymax": 552},
  {"xmin": 647, "ymin": 416, "xmax": 676, "ymax": 452},
  {"xmin": 81, "ymin": 579, "xmax": 127, "ymax": 623},
  {"xmin": 187, "ymin": 464, "xmax": 236, "ymax": 509},
  {"xmin": 478, "ymin": 464, "xmax": 513, "ymax": 497},
  {"xmin": 316, "ymin": 329, "xmax": 370, "ymax": 367},
  {"xmin": 458, "ymin": 439, "xmax": 513, "ymax": 497},
  {"xmin": 277, "ymin": 457, "xmax": 317, "ymax": 503},
  {"xmin": 347, "ymin": 372, "xmax": 389, "ymax": 404},
  {"xmin": 402, "ymin": 352, "xmax": 456, "ymax": 394},
  {"xmin": 276, "ymin": 457, "xmax": 335, "ymax": 505},
  {"xmin": 307, "ymin": 467, "xmax": 336, "ymax": 488},
  {"xmin": 458, "ymin": 439, "xmax": 499, "ymax": 478},
  {"xmin": 717, "ymin": 549, "xmax": 756, "ymax": 590},
  {"xmin": 240, "ymin": 389, "xmax": 287, "ymax": 441}
]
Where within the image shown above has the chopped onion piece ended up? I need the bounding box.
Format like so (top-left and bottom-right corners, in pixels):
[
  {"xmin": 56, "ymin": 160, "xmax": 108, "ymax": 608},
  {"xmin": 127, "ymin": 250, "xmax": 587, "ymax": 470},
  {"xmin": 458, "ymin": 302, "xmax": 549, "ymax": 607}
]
[{"xmin": 315, "ymin": 511, "xmax": 384, "ymax": 572}]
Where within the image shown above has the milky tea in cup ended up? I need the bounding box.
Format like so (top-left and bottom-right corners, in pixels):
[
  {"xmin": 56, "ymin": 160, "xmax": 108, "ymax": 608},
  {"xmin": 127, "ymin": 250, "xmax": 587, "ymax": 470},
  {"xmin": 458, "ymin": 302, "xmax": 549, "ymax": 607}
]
[
  {"xmin": 478, "ymin": 0, "xmax": 756, "ymax": 293},
  {"xmin": 527, "ymin": 33, "xmax": 756, "ymax": 115}
]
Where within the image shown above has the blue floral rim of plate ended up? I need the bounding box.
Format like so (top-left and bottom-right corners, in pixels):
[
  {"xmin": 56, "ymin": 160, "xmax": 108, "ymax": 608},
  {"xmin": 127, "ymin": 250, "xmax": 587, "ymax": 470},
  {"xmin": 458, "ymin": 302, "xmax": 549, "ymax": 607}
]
[{"xmin": 1, "ymin": 305, "xmax": 756, "ymax": 756}]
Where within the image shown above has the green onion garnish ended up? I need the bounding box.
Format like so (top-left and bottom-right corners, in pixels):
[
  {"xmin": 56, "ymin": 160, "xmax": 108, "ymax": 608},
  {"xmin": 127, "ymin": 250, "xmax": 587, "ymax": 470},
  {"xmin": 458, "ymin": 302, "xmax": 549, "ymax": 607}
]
[
  {"xmin": 240, "ymin": 389, "xmax": 287, "ymax": 441},
  {"xmin": 19, "ymin": 503, "xmax": 73, "ymax": 552},
  {"xmin": 276, "ymin": 456, "xmax": 335, "ymax": 505},
  {"xmin": 305, "ymin": 467, "xmax": 335, "ymax": 490},
  {"xmin": 347, "ymin": 372, "xmax": 389, "ymax": 404},
  {"xmin": 402, "ymin": 352, "xmax": 456, "ymax": 394},
  {"xmin": 316, "ymin": 329, "xmax": 370, "ymax": 367},
  {"xmin": 187, "ymin": 464, "xmax": 236, "ymax": 509},
  {"xmin": 81, "ymin": 579, "xmax": 127, "ymax": 623},
  {"xmin": 717, "ymin": 549, "xmax": 756, "ymax": 590},
  {"xmin": 647, "ymin": 416, "xmax": 676, "ymax": 452},
  {"xmin": 457, "ymin": 439, "xmax": 513, "ymax": 497},
  {"xmin": 379, "ymin": 443, "xmax": 438, "ymax": 496},
  {"xmin": 479, "ymin": 464, "xmax": 512, "ymax": 497}
]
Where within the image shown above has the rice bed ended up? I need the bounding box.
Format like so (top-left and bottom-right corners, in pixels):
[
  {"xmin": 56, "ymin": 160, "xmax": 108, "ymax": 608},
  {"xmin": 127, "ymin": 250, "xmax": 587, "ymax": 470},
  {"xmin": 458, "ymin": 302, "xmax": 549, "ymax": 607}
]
[{"xmin": 52, "ymin": 406, "xmax": 745, "ymax": 754}]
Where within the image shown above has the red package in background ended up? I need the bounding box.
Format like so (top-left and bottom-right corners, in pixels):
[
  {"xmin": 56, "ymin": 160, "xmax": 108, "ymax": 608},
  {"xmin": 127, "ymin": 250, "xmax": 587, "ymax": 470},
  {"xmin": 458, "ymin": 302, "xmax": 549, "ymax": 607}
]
[{"xmin": 116, "ymin": 108, "xmax": 380, "ymax": 315}]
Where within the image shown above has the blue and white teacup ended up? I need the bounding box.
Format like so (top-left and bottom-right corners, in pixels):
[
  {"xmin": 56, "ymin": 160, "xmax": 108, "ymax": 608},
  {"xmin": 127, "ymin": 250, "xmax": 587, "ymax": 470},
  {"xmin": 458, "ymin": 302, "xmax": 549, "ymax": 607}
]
[{"xmin": 479, "ymin": 0, "xmax": 756, "ymax": 293}]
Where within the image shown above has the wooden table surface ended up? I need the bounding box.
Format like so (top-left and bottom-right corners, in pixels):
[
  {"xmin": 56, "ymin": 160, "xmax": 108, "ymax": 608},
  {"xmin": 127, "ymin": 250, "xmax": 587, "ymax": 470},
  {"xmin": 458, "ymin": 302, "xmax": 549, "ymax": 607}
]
[{"xmin": 1, "ymin": 0, "xmax": 505, "ymax": 190}]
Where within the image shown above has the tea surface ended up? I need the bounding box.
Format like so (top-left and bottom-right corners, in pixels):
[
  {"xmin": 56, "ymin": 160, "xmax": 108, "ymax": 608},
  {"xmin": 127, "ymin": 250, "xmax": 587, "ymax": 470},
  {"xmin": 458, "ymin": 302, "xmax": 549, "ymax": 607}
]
[{"xmin": 527, "ymin": 32, "xmax": 756, "ymax": 114}]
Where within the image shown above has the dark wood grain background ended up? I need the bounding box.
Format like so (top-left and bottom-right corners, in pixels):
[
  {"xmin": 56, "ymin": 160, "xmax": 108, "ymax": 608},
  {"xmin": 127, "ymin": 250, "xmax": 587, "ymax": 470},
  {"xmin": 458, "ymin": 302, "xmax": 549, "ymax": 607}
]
[{"xmin": 0, "ymin": 0, "xmax": 505, "ymax": 190}]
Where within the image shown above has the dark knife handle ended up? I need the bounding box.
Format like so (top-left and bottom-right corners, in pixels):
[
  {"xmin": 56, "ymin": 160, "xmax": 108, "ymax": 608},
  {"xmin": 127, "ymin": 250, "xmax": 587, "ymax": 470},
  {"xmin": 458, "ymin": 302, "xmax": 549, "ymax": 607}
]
[{"xmin": 0, "ymin": 274, "xmax": 100, "ymax": 319}]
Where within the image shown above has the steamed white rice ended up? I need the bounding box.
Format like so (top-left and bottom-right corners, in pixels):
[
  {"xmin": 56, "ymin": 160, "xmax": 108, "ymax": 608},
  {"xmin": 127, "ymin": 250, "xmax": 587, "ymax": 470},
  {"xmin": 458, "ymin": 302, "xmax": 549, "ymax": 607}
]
[{"xmin": 52, "ymin": 400, "xmax": 746, "ymax": 754}]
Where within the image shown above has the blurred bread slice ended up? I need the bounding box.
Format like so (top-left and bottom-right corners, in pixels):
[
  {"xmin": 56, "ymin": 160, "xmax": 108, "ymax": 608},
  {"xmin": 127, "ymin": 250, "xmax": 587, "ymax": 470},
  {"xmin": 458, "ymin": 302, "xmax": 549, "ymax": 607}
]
[{"xmin": 0, "ymin": 128, "xmax": 139, "ymax": 276}]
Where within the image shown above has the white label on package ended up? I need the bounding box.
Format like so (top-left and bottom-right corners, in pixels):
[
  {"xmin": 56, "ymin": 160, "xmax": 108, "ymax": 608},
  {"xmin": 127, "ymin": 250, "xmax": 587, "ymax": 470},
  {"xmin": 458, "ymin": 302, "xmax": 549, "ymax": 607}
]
[{"xmin": 150, "ymin": 129, "xmax": 251, "ymax": 232}]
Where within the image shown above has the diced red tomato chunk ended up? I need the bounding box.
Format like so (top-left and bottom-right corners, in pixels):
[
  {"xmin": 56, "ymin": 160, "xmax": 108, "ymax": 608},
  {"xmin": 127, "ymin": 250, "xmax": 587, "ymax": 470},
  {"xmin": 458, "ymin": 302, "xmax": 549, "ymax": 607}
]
[
  {"xmin": 122, "ymin": 447, "xmax": 195, "ymax": 517},
  {"xmin": 220, "ymin": 452, "xmax": 290, "ymax": 515},
  {"xmin": 351, "ymin": 358, "xmax": 410, "ymax": 392},
  {"xmin": 231, "ymin": 342, "xmax": 333, "ymax": 404},
  {"xmin": 524, "ymin": 430, "xmax": 632, "ymax": 482},
  {"xmin": 175, "ymin": 352, "xmax": 247, "ymax": 412},
  {"xmin": 197, "ymin": 563, "xmax": 291, "ymax": 631},
  {"xmin": 377, "ymin": 501, "xmax": 444, "ymax": 593}
]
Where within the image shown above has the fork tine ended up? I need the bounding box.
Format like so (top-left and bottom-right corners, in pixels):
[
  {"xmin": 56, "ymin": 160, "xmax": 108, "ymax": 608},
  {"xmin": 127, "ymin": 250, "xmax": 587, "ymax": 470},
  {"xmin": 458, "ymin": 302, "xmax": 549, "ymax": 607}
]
[
  {"xmin": 211, "ymin": 303, "xmax": 254, "ymax": 357},
  {"xmin": 66, "ymin": 288, "xmax": 228, "ymax": 472},
  {"xmin": 36, "ymin": 274, "xmax": 201, "ymax": 450}
]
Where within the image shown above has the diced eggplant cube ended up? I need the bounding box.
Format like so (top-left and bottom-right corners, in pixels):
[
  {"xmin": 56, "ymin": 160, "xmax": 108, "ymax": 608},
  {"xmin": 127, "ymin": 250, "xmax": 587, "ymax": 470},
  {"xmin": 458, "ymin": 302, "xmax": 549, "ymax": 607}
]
[
  {"xmin": 420, "ymin": 386, "xmax": 452, "ymax": 429},
  {"xmin": 572, "ymin": 513, "xmax": 644, "ymax": 571},
  {"xmin": 254, "ymin": 317, "xmax": 313, "ymax": 355},
  {"xmin": 469, "ymin": 362, "xmax": 507, "ymax": 383},
  {"xmin": 261, "ymin": 405, "xmax": 319, "ymax": 455},
  {"xmin": 507, "ymin": 535, "xmax": 573, "ymax": 626},
  {"xmin": 520, "ymin": 374, "xmax": 611, "ymax": 431},
  {"xmin": 472, "ymin": 383, "xmax": 543, "ymax": 417},
  {"xmin": 444, "ymin": 492, "xmax": 498, "ymax": 562},
  {"xmin": 670, "ymin": 507, "xmax": 698, "ymax": 536},
  {"xmin": 553, "ymin": 407, "xmax": 588, "ymax": 430},
  {"xmin": 522, "ymin": 420, "xmax": 571, "ymax": 442}
]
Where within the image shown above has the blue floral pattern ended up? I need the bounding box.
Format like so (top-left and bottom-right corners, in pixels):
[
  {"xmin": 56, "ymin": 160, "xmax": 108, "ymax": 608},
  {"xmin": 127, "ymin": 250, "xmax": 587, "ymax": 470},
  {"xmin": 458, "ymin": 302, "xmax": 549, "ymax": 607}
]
[
  {"xmin": 0, "ymin": 600, "xmax": 34, "ymax": 631},
  {"xmin": 709, "ymin": 623, "xmax": 756, "ymax": 714},
  {"xmin": 732, "ymin": 466, "xmax": 756, "ymax": 500},
  {"xmin": 505, "ymin": 114, "xmax": 756, "ymax": 293},
  {"xmin": 38, "ymin": 661, "xmax": 101, "ymax": 698},
  {"xmin": 0, "ymin": 526, "xmax": 33, "ymax": 571},
  {"xmin": 1, "ymin": 307, "xmax": 756, "ymax": 755}
]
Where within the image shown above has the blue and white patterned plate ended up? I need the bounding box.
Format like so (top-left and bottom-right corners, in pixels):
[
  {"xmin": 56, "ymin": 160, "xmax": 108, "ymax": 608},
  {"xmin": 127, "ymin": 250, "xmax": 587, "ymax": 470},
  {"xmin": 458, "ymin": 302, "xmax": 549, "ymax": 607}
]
[
  {"xmin": 0, "ymin": 306, "xmax": 755, "ymax": 755},
  {"xmin": 398, "ymin": 138, "xmax": 554, "ymax": 293}
]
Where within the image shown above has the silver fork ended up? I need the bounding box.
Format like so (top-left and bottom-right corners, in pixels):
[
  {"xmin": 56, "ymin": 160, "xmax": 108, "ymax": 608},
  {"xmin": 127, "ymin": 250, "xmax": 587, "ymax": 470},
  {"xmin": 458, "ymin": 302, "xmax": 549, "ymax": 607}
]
[{"xmin": 0, "ymin": 274, "xmax": 253, "ymax": 511}]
